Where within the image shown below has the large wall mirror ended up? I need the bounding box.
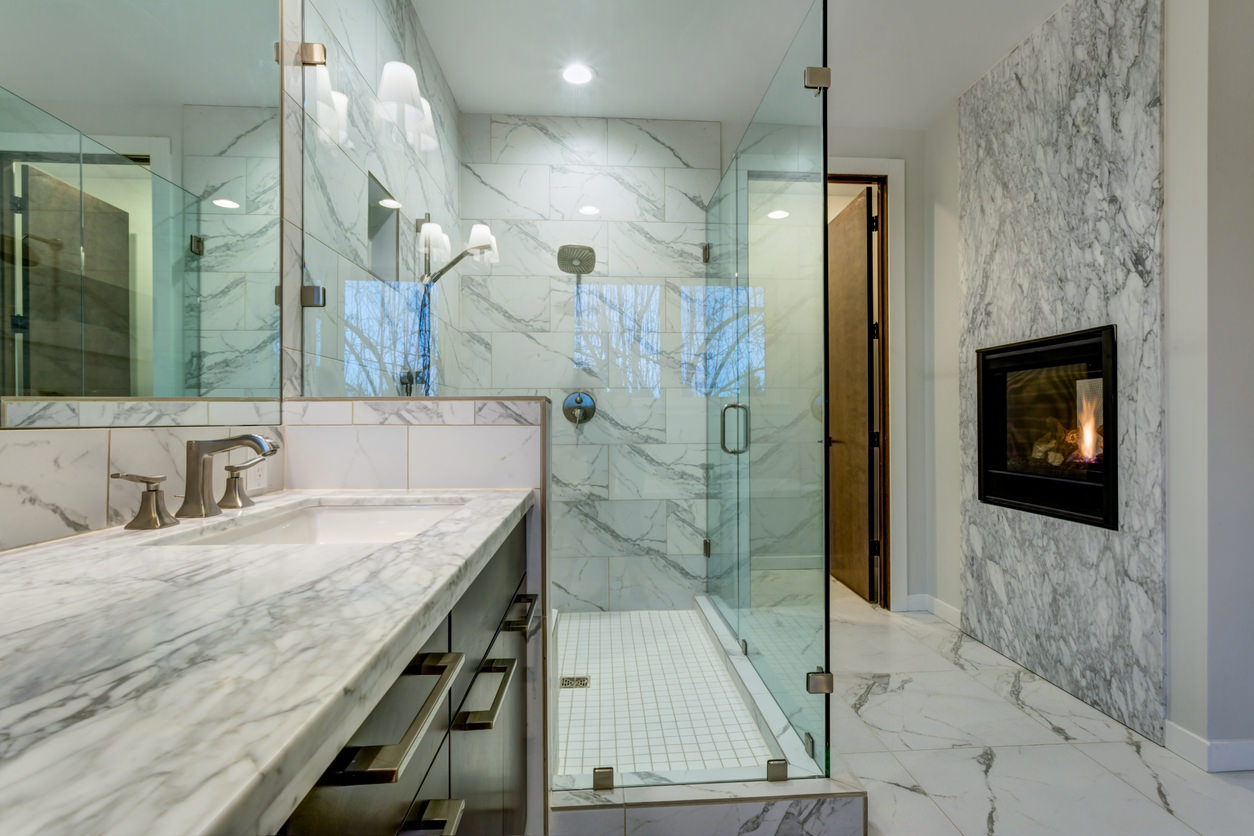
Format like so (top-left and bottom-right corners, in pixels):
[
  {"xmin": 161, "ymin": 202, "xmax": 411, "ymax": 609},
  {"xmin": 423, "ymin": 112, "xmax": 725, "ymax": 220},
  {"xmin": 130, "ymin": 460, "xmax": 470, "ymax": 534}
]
[{"xmin": 0, "ymin": 0, "xmax": 280, "ymax": 428}]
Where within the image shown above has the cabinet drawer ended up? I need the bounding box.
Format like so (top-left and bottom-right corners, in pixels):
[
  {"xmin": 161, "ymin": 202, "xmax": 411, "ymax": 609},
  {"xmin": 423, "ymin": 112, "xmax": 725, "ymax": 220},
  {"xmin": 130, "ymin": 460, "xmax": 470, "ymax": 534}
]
[
  {"xmin": 285, "ymin": 623, "xmax": 454, "ymax": 836},
  {"xmin": 449, "ymin": 522, "xmax": 525, "ymax": 711}
]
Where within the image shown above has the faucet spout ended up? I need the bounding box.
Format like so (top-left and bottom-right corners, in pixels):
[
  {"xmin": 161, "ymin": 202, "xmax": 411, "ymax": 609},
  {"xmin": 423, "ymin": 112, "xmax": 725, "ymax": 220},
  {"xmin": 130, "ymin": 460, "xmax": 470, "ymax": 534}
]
[{"xmin": 175, "ymin": 434, "xmax": 279, "ymax": 518}]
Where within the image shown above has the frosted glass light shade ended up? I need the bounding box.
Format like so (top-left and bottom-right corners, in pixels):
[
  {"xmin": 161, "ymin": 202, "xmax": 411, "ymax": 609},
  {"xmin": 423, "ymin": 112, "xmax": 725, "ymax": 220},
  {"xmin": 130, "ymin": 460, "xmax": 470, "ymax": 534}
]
[
  {"xmin": 466, "ymin": 223, "xmax": 493, "ymax": 251},
  {"xmin": 484, "ymin": 234, "xmax": 500, "ymax": 264},
  {"xmin": 419, "ymin": 222, "xmax": 451, "ymax": 261},
  {"xmin": 378, "ymin": 61, "xmax": 422, "ymax": 109}
]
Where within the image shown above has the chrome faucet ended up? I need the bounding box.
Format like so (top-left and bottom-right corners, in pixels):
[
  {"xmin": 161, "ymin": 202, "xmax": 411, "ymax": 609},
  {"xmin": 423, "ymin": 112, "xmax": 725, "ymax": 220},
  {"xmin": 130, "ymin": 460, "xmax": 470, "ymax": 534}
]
[{"xmin": 175, "ymin": 434, "xmax": 278, "ymax": 518}]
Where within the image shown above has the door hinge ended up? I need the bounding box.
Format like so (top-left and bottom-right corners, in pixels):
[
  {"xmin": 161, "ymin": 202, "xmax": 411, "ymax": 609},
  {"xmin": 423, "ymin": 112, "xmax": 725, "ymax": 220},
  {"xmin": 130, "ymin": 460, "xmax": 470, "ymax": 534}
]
[
  {"xmin": 870, "ymin": 215, "xmax": 880, "ymax": 232},
  {"xmin": 10, "ymin": 196, "xmax": 25, "ymax": 213},
  {"xmin": 871, "ymin": 431, "xmax": 881, "ymax": 448},
  {"xmin": 702, "ymin": 538, "xmax": 711, "ymax": 557},
  {"xmin": 299, "ymin": 42, "xmax": 328, "ymax": 66},
  {"xmin": 701, "ymin": 242, "xmax": 711, "ymax": 264},
  {"xmin": 871, "ymin": 322, "xmax": 880, "ymax": 339},
  {"xmin": 803, "ymin": 66, "xmax": 831, "ymax": 91},
  {"xmin": 804, "ymin": 732, "xmax": 816, "ymax": 759},
  {"xmin": 807, "ymin": 668, "xmax": 834, "ymax": 694},
  {"xmin": 870, "ymin": 539, "xmax": 881, "ymax": 557},
  {"xmin": 188, "ymin": 234, "xmax": 205, "ymax": 256},
  {"xmin": 740, "ymin": 639, "xmax": 749, "ymax": 657}
]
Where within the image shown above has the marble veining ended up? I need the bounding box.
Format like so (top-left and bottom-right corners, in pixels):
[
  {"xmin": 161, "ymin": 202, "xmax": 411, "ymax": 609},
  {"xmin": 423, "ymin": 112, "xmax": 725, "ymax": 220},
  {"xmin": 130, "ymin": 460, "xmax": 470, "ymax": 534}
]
[
  {"xmin": 0, "ymin": 489, "xmax": 533, "ymax": 836},
  {"xmin": 958, "ymin": 0, "xmax": 1166, "ymax": 740}
]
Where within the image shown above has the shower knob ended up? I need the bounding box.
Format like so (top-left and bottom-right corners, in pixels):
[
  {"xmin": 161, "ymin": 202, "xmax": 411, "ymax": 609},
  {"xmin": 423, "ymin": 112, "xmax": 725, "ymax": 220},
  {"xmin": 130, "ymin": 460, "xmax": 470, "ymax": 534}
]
[{"xmin": 563, "ymin": 392, "xmax": 596, "ymax": 425}]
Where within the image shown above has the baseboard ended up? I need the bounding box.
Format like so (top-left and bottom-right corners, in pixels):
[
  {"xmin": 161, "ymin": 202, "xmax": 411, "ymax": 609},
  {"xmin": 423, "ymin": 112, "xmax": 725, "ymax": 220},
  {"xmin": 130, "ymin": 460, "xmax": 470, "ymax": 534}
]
[
  {"xmin": 1165, "ymin": 720, "xmax": 1254, "ymax": 772},
  {"xmin": 904, "ymin": 594, "xmax": 962, "ymax": 628}
]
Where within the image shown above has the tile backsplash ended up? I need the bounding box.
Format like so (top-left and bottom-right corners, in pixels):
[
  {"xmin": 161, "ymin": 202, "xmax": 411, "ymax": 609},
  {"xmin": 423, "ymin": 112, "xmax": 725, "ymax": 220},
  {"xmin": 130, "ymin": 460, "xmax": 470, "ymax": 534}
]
[{"xmin": 0, "ymin": 424, "xmax": 284, "ymax": 552}]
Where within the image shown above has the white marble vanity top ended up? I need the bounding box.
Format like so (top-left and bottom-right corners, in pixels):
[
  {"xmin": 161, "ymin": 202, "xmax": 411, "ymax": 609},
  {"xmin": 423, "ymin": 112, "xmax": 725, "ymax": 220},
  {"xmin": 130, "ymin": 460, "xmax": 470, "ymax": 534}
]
[{"xmin": 0, "ymin": 488, "xmax": 534, "ymax": 836}]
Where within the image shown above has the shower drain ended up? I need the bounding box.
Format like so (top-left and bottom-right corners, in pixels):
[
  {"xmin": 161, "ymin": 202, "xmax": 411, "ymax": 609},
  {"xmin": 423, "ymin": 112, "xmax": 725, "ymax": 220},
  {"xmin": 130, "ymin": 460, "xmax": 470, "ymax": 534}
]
[{"xmin": 560, "ymin": 675, "xmax": 591, "ymax": 689}]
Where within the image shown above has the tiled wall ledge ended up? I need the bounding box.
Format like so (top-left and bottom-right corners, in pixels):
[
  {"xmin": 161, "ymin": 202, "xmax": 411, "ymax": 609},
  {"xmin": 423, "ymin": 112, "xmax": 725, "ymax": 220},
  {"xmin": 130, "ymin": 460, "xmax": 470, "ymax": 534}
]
[
  {"xmin": 1, "ymin": 398, "xmax": 281, "ymax": 429},
  {"xmin": 282, "ymin": 398, "xmax": 548, "ymax": 491},
  {"xmin": 0, "ymin": 423, "xmax": 284, "ymax": 553}
]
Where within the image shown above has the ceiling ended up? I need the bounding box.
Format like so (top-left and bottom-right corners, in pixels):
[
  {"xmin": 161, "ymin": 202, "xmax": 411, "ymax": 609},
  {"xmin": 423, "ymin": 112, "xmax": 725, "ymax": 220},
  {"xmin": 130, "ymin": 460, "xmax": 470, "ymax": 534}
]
[
  {"xmin": 0, "ymin": 0, "xmax": 277, "ymax": 109},
  {"xmin": 415, "ymin": 0, "xmax": 1067, "ymax": 134}
]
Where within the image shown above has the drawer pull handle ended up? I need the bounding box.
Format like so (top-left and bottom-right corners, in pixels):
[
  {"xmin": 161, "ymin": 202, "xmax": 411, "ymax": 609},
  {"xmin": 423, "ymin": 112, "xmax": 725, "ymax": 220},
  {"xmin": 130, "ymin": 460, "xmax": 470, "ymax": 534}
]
[
  {"xmin": 453, "ymin": 657, "xmax": 517, "ymax": 731},
  {"xmin": 502, "ymin": 593, "xmax": 538, "ymax": 632},
  {"xmin": 318, "ymin": 651, "xmax": 464, "ymax": 786},
  {"xmin": 401, "ymin": 798, "xmax": 465, "ymax": 834}
]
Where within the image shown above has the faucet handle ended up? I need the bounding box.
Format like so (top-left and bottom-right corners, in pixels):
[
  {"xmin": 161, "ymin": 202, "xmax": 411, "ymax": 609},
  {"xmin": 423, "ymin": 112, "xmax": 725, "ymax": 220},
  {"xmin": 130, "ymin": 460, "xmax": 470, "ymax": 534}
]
[
  {"xmin": 110, "ymin": 473, "xmax": 178, "ymax": 530},
  {"xmin": 111, "ymin": 472, "xmax": 167, "ymax": 491},
  {"xmin": 225, "ymin": 456, "xmax": 267, "ymax": 474}
]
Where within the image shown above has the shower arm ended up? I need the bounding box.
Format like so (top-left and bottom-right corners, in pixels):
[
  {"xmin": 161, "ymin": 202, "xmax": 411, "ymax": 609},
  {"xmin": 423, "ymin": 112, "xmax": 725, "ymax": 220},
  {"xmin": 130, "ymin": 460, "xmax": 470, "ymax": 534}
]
[{"xmin": 418, "ymin": 211, "xmax": 490, "ymax": 285}]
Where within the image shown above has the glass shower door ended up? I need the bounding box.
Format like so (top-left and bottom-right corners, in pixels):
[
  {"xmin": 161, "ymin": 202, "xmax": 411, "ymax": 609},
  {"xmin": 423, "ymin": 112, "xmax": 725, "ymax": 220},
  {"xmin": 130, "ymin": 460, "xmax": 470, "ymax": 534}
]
[{"xmin": 708, "ymin": 0, "xmax": 830, "ymax": 778}]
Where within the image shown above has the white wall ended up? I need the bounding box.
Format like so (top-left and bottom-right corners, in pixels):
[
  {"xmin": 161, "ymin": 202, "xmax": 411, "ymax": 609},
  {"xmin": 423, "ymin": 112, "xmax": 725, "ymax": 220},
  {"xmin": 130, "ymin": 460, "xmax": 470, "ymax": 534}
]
[
  {"xmin": 1205, "ymin": 0, "xmax": 1254, "ymax": 748},
  {"xmin": 1163, "ymin": 0, "xmax": 1211, "ymax": 751},
  {"xmin": 922, "ymin": 107, "xmax": 963, "ymax": 613}
]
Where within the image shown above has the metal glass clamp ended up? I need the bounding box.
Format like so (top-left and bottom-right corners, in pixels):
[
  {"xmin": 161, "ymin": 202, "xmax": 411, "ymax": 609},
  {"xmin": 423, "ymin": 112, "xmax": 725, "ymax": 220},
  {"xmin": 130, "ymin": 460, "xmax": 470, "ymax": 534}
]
[{"xmin": 807, "ymin": 667, "xmax": 835, "ymax": 695}]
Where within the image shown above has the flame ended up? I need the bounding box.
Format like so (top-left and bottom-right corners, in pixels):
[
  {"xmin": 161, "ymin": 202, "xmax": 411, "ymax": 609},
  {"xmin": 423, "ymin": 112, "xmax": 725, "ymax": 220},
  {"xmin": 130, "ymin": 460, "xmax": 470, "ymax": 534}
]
[{"xmin": 1077, "ymin": 390, "xmax": 1100, "ymax": 462}]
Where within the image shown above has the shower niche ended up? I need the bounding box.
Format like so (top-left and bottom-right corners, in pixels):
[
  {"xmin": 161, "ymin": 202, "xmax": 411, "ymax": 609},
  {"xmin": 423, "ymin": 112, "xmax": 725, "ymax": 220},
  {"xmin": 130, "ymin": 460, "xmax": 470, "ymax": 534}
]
[{"xmin": 977, "ymin": 325, "xmax": 1119, "ymax": 529}]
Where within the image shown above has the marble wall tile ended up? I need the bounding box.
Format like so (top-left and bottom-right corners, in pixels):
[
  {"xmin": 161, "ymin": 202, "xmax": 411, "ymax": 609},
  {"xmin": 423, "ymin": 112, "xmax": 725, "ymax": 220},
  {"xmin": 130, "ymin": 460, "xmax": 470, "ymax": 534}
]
[
  {"xmin": 551, "ymin": 443, "xmax": 610, "ymax": 501},
  {"xmin": 609, "ymin": 554, "xmax": 705, "ymax": 610},
  {"xmin": 491, "ymin": 332, "xmax": 604, "ymax": 390},
  {"xmin": 460, "ymin": 163, "xmax": 550, "ymax": 220},
  {"xmin": 282, "ymin": 400, "xmax": 354, "ymax": 425},
  {"xmin": 304, "ymin": 119, "xmax": 368, "ymax": 265},
  {"xmin": 667, "ymin": 499, "xmax": 706, "ymax": 557},
  {"xmin": 407, "ymin": 425, "xmax": 542, "ymax": 489},
  {"xmin": 195, "ymin": 215, "xmax": 282, "ymax": 274},
  {"xmin": 0, "ymin": 430, "xmax": 108, "ymax": 551},
  {"xmin": 550, "ymin": 165, "xmax": 665, "ymax": 222},
  {"xmin": 609, "ymin": 222, "xmax": 706, "ymax": 278},
  {"xmin": 246, "ymin": 158, "xmax": 281, "ymax": 215},
  {"xmin": 474, "ymin": 400, "xmax": 543, "ymax": 426},
  {"xmin": 284, "ymin": 425, "xmax": 408, "ymax": 488},
  {"xmin": 183, "ymin": 157, "xmax": 247, "ymax": 215},
  {"xmin": 460, "ymin": 113, "xmax": 491, "ymax": 164},
  {"xmin": 550, "ymin": 500, "xmax": 667, "ymax": 558},
  {"xmin": 353, "ymin": 399, "xmax": 474, "ymax": 425},
  {"xmin": 550, "ymin": 390, "xmax": 666, "ymax": 446},
  {"xmin": 79, "ymin": 401, "xmax": 210, "ymax": 428},
  {"xmin": 307, "ymin": 0, "xmax": 378, "ymax": 91},
  {"xmin": 460, "ymin": 275, "xmax": 551, "ymax": 333},
  {"xmin": 2, "ymin": 401, "xmax": 79, "ymax": 428},
  {"xmin": 550, "ymin": 556, "xmax": 611, "ymax": 613},
  {"xmin": 608, "ymin": 119, "xmax": 721, "ymax": 170},
  {"xmin": 491, "ymin": 115, "xmax": 608, "ymax": 165},
  {"xmin": 550, "ymin": 807, "xmax": 624, "ymax": 836},
  {"xmin": 206, "ymin": 401, "xmax": 281, "ymax": 426},
  {"xmin": 184, "ymin": 106, "xmax": 280, "ymax": 158},
  {"xmin": 281, "ymin": 94, "xmax": 304, "ymax": 229},
  {"xmin": 958, "ymin": 0, "xmax": 1166, "ymax": 741},
  {"xmin": 664, "ymin": 169, "xmax": 721, "ymax": 223},
  {"xmin": 609, "ymin": 443, "xmax": 707, "ymax": 500}
]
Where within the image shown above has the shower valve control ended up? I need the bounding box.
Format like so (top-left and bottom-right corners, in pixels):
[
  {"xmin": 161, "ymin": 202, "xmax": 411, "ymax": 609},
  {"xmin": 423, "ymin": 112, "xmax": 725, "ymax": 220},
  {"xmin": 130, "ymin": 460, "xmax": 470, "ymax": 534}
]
[{"xmin": 563, "ymin": 392, "xmax": 596, "ymax": 425}]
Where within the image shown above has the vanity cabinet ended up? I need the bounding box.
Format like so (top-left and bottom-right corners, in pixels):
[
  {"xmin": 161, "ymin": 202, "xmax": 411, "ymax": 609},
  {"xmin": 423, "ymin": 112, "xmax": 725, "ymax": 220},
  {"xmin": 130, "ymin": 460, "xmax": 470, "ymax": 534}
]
[{"xmin": 283, "ymin": 522, "xmax": 530, "ymax": 836}]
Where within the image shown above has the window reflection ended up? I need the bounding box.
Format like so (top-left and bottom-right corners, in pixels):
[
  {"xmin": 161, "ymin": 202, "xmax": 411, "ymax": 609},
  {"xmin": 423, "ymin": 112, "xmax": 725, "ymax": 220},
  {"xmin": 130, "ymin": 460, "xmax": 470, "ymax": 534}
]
[
  {"xmin": 681, "ymin": 285, "xmax": 765, "ymax": 397},
  {"xmin": 574, "ymin": 282, "xmax": 662, "ymax": 395},
  {"xmin": 343, "ymin": 278, "xmax": 438, "ymax": 396}
]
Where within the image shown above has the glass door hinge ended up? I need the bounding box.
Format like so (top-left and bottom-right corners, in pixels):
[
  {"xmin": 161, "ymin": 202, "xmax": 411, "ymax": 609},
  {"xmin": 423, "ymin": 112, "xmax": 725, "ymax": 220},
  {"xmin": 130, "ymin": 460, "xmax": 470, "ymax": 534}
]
[
  {"xmin": 188, "ymin": 235, "xmax": 205, "ymax": 256},
  {"xmin": 807, "ymin": 667, "xmax": 834, "ymax": 694},
  {"xmin": 804, "ymin": 66, "xmax": 831, "ymax": 90},
  {"xmin": 701, "ymin": 242, "xmax": 711, "ymax": 263}
]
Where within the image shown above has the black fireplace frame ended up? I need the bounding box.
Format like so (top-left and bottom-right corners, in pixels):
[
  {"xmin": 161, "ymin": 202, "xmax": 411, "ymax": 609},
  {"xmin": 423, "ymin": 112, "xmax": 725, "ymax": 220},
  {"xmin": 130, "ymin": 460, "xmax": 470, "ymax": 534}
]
[{"xmin": 977, "ymin": 325, "xmax": 1119, "ymax": 530}]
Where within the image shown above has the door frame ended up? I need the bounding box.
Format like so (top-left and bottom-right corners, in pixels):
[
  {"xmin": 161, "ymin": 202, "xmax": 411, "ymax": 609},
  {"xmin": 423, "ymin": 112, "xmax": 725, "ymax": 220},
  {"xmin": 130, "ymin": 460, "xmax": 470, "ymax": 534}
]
[{"xmin": 827, "ymin": 157, "xmax": 907, "ymax": 611}]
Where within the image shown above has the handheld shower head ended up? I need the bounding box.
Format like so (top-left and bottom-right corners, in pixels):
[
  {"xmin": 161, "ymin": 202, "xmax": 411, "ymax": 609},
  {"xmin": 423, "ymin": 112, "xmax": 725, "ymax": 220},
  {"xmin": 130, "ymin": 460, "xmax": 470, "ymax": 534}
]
[{"xmin": 557, "ymin": 244, "xmax": 596, "ymax": 276}]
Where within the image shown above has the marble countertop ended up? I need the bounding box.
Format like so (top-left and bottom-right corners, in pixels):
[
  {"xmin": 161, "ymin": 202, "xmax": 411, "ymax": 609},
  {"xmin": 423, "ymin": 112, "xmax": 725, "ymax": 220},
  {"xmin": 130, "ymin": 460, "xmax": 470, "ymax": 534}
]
[{"xmin": 0, "ymin": 488, "xmax": 535, "ymax": 836}]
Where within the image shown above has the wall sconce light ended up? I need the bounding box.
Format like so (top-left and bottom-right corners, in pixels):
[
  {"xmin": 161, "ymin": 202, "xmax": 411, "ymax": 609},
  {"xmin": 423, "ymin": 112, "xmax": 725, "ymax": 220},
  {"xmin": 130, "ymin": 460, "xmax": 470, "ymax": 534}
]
[
  {"xmin": 378, "ymin": 61, "xmax": 438, "ymax": 151},
  {"xmin": 312, "ymin": 66, "xmax": 349, "ymax": 146},
  {"xmin": 418, "ymin": 216, "xmax": 498, "ymax": 284}
]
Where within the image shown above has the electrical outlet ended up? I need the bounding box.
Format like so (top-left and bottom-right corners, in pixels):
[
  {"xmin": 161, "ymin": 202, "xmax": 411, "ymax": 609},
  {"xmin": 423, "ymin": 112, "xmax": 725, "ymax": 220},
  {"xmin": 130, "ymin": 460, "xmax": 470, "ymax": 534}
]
[{"xmin": 245, "ymin": 459, "xmax": 267, "ymax": 493}]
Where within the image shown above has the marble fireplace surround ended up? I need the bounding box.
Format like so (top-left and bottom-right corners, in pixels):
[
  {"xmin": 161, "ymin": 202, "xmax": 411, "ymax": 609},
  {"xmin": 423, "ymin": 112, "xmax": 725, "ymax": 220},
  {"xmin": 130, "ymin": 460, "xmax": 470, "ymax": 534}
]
[{"xmin": 958, "ymin": 0, "xmax": 1166, "ymax": 742}]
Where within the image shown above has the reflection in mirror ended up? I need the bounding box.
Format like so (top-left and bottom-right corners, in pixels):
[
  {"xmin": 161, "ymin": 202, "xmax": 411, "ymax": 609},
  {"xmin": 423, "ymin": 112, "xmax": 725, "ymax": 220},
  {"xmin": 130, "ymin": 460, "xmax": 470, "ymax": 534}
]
[{"xmin": 0, "ymin": 0, "xmax": 280, "ymax": 428}]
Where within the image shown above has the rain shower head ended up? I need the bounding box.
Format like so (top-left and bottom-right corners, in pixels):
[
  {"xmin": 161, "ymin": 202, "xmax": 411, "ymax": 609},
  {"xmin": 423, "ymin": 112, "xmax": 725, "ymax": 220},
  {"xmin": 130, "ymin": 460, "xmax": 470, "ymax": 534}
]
[{"xmin": 557, "ymin": 244, "xmax": 596, "ymax": 276}]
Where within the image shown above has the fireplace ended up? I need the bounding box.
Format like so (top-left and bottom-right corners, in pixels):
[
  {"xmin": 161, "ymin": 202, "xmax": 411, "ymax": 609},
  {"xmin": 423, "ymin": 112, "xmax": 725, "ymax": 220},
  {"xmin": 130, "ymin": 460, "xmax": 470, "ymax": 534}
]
[{"xmin": 977, "ymin": 326, "xmax": 1118, "ymax": 529}]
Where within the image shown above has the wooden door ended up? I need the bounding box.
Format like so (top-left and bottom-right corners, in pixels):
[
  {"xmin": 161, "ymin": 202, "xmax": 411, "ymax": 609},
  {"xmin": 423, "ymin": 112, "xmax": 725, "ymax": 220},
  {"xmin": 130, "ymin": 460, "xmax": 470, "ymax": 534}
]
[
  {"xmin": 827, "ymin": 190, "xmax": 871, "ymax": 598},
  {"xmin": 24, "ymin": 166, "xmax": 131, "ymax": 396}
]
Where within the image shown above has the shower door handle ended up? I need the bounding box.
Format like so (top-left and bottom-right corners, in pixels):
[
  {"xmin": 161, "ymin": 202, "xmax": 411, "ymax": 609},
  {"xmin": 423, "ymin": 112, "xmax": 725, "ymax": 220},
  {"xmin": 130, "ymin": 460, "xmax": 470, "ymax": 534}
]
[{"xmin": 721, "ymin": 403, "xmax": 750, "ymax": 455}]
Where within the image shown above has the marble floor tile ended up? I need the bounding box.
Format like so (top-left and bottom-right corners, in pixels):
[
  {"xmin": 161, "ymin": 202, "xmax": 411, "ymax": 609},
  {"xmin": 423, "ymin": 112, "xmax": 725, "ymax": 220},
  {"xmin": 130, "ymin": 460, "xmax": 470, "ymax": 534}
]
[
  {"xmin": 834, "ymin": 671, "xmax": 1060, "ymax": 751},
  {"xmin": 1078, "ymin": 735, "xmax": 1254, "ymax": 835},
  {"xmin": 896, "ymin": 615, "xmax": 1024, "ymax": 673},
  {"xmin": 973, "ymin": 667, "xmax": 1134, "ymax": 744},
  {"xmin": 896, "ymin": 745, "xmax": 1195, "ymax": 835},
  {"xmin": 831, "ymin": 623, "xmax": 960, "ymax": 675},
  {"xmin": 839, "ymin": 753, "xmax": 961, "ymax": 836},
  {"xmin": 831, "ymin": 699, "xmax": 889, "ymax": 756}
]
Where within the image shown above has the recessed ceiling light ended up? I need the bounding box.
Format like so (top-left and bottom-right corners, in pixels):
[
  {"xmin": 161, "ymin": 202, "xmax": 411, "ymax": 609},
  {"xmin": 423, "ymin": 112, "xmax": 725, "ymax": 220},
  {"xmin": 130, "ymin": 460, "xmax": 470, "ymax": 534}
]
[
  {"xmin": 767, "ymin": 209, "xmax": 790, "ymax": 220},
  {"xmin": 562, "ymin": 63, "xmax": 594, "ymax": 85},
  {"xmin": 212, "ymin": 198, "xmax": 240, "ymax": 209},
  {"xmin": 579, "ymin": 205, "xmax": 600, "ymax": 216},
  {"xmin": 378, "ymin": 198, "xmax": 402, "ymax": 209}
]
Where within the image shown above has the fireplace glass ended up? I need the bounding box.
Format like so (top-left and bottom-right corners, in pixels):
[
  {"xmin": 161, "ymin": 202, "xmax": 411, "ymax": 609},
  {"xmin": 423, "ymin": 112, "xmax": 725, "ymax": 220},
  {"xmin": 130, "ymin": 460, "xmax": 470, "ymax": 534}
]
[{"xmin": 978, "ymin": 326, "xmax": 1117, "ymax": 529}]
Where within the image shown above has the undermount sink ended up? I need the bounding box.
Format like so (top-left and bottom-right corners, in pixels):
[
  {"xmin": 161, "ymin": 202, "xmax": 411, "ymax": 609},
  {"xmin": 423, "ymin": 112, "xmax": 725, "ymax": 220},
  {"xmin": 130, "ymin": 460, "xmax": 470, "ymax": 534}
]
[{"xmin": 166, "ymin": 504, "xmax": 459, "ymax": 546}]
